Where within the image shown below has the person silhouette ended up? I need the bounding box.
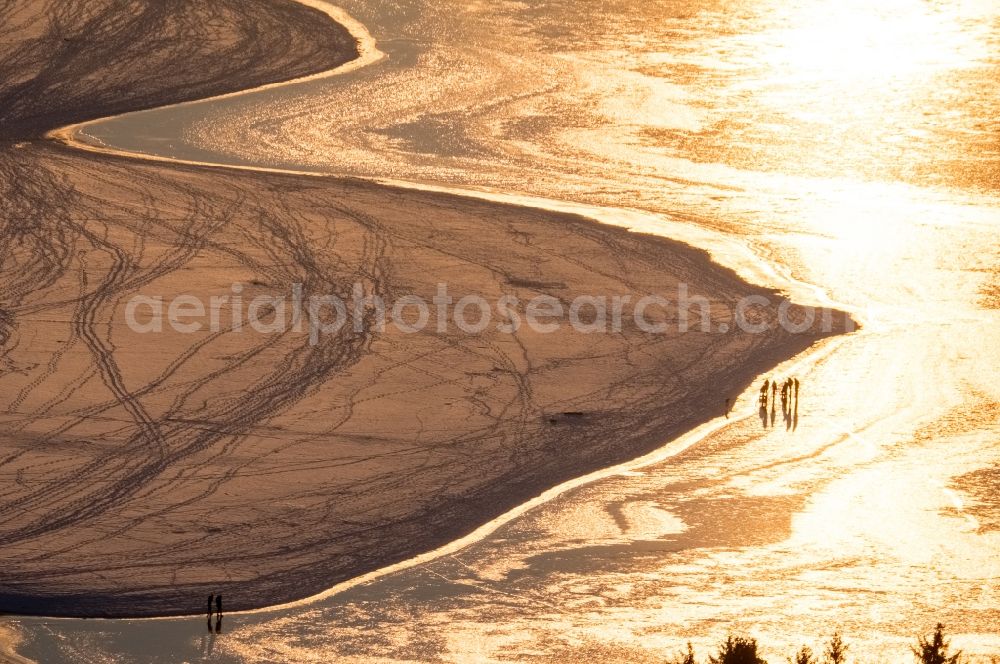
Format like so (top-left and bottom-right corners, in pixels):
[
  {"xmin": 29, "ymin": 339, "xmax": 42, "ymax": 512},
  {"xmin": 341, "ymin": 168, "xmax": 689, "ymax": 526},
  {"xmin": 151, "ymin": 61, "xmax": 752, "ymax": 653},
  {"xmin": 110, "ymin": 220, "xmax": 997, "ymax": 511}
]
[
  {"xmin": 793, "ymin": 382, "xmax": 799, "ymax": 431},
  {"xmin": 207, "ymin": 594, "xmax": 214, "ymax": 618},
  {"xmin": 215, "ymin": 594, "xmax": 223, "ymax": 616}
]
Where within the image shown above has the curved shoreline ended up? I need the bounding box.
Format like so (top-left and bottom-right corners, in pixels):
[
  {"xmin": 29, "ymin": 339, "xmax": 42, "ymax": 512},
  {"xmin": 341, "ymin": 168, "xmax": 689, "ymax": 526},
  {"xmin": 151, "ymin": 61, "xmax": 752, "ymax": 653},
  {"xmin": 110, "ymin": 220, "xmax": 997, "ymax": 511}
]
[
  {"xmin": 46, "ymin": 0, "xmax": 385, "ymax": 150},
  {"xmin": 48, "ymin": 0, "xmax": 852, "ymax": 318},
  {"xmin": 11, "ymin": 332, "xmax": 854, "ymax": 625},
  {"xmin": 1, "ymin": 0, "xmax": 852, "ymax": 620},
  {"xmin": 58, "ymin": 335, "xmax": 852, "ymax": 624}
]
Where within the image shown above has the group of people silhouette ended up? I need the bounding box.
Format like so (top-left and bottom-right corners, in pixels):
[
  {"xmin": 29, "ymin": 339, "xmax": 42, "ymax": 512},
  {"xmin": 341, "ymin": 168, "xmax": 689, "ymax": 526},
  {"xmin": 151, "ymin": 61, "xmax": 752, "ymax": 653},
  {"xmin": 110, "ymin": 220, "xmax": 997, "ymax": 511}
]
[
  {"xmin": 207, "ymin": 593, "xmax": 223, "ymax": 633},
  {"xmin": 722, "ymin": 377, "xmax": 801, "ymax": 431},
  {"xmin": 759, "ymin": 377, "xmax": 800, "ymax": 430}
]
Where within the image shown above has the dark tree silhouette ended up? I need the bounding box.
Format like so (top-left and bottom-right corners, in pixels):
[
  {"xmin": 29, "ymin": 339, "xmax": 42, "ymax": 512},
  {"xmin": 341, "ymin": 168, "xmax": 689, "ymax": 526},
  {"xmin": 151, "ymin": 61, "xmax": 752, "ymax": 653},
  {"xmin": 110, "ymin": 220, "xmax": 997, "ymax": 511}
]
[
  {"xmin": 825, "ymin": 634, "xmax": 848, "ymax": 664},
  {"xmin": 709, "ymin": 636, "xmax": 767, "ymax": 664},
  {"xmin": 913, "ymin": 624, "xmax": 962, "ymax": 664},
  {"xmin": 793, "ymin": 646, "xmax": 816, "ymax": 664}
]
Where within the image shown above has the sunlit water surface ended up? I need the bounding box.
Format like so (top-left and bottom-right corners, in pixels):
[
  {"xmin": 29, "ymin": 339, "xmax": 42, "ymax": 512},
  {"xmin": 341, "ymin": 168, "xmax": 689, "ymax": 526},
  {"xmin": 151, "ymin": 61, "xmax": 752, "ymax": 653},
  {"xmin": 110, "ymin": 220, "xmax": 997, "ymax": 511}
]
[{"xmin": 10, "ymin": 0, "xmax": 1000, "ymax": 661}]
